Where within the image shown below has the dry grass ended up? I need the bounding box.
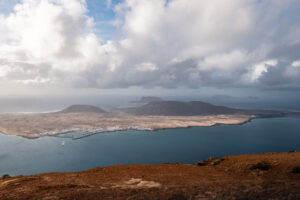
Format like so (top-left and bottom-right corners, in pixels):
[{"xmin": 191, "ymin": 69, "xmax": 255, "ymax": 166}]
[{"xmin": 0, "ymin": 151, "xmax": 299, "ymax": 200}]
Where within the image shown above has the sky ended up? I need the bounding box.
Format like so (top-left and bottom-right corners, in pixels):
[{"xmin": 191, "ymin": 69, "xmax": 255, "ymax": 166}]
[{"xmin": 0, "ymin": 0, "xmax": 300, "ymax": 101}]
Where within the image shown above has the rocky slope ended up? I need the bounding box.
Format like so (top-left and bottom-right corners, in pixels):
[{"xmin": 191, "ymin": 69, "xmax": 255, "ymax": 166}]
[{"xmin": 1, "ymin": 151, "xmax": 299, "ymax": 200}]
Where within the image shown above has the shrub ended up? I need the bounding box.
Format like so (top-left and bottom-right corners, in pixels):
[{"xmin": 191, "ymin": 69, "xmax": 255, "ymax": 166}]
[
  {"xmin": 2, "ymin": 174, "xmax": 10, "ymax": 179},
  {"xmin": 292, "ymin": 166, "xmax": 300, "ymax": 174},
  {"xmin": 250, "ymin": 162, "xmax": 271, "ymax": 171}
]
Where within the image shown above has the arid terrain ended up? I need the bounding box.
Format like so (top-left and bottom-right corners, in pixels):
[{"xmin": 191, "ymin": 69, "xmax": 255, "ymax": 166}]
[
  {"xmin": 0, "ymin": 101, "xmax": 298, "ymax": 138},
  {"xmin": 1, "ymin": 151, "xmax": 299, "ymax": 200},
  {"xmin": 0, "ymin": 112, "xmax": 253, "ymax": 138}
]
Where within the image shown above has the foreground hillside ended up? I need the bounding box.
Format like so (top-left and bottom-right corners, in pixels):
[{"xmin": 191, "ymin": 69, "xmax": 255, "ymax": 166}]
[{"xmin": 1, "ymin": 152, "xmax": 299, "ymax": 200}]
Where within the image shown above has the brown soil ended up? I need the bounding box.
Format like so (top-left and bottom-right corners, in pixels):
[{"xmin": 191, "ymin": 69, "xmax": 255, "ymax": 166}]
[{"xmin": 1, "ymin": 152, "xmax": 299, "ymax": 200}]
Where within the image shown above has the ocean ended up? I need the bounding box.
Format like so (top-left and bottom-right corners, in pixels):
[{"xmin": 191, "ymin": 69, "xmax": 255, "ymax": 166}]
[{"xmin": 0, "ymin": 117, "xmax": 299, "ymax": 176}]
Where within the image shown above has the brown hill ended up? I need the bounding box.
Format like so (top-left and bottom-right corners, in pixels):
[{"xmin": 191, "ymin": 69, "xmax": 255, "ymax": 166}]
[
  {"xmin": 59, "ymin": 105, "xmax": 107, "ymax": 113},
  {"xmin": 122, "ymin": 100, "xmax": 299, "ymax": 117},
  {"xmin": 123, "ymin": 101, "xmax": 241, "ymax": 116},
  {"xmin": 1, "ymin": 151, "xmax": 299, "ymax": 200}
]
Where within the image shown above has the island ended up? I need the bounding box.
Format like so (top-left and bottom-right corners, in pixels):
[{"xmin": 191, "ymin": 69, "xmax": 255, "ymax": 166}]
[{"xmin": 0, "ymin": 101, "xmax": 298, "ymax": 138}]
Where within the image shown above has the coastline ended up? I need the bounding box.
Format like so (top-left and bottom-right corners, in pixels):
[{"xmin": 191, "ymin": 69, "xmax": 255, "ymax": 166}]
[
  {"xmin": 0, "ymin": 113, "xmax": 297, "ymax": 139},
  {"xmin": 0, "ymin": 114, "xmax": 255, "ymax": 139}
]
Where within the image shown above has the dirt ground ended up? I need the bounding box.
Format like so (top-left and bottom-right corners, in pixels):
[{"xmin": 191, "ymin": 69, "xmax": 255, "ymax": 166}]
[{"xmin": 1, "ymin": 151, "xmax": 299, "ymax": 200}]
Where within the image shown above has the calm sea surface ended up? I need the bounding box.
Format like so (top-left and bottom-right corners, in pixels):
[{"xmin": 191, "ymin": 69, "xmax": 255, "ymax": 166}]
[{"xmin": 0, "ymin": 118, "xmax": 299, "ymax": 176}]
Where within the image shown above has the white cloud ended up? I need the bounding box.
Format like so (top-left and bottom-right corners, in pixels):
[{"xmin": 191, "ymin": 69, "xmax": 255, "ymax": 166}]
[
  {"xmin": 250, "ymin": 60, "xmax": 278, "ymax": 81},
  {"xmin": 292, "ymin": 60, "xmax": 300, "ymax": 68},
  {"xmin": 198, "ymin": 50, "xmax": 248, "ymax": 71},
  {"xmin": 0, "ymin": 0, "xmax": 108, "ymax": 86},
  {"xmin": 0, "ymin": 0, "xmax": 300, "ymax": 90},
  {"xmin": 136, "ymin": 62, "xmax": 158, "ymax": 72}
]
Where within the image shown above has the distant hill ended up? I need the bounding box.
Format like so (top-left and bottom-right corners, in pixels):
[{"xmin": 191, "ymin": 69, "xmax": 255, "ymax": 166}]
[
  {"xmin": 59, "ymin": 105, "xmax": 107, "ymax": 113},
  {"xmin": 122, "ymin": 100, "xmax": 297, "ymax": 117},
  {"xmin": 58, "ymin": 102, "xmax": 298, "ymax": 117},
  {"xmin": 131, "ymin": 96, "xmax": 164, "ymax": 104},
  {"xmin": 123, "ymin": 101, "xmax": 242, "ymax": 116}
]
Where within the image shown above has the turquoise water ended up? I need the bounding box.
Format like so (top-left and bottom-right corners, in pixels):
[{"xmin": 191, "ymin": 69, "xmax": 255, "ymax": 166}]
[{"xmin": 0, "ymin": 118, "xmax": 299, "ymax": 176}]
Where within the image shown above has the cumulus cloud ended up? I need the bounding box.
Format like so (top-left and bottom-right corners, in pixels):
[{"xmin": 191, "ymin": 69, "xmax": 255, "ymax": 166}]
[
  {"xmin": 0, "ymin": 0, "xmax": 300, "ymax": 90},
  {"xmin": 250, "ymin": 60, "xmax": 278, "ymax": 82}
]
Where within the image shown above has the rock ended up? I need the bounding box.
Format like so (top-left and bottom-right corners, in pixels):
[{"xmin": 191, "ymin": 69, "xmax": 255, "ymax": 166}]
[
  {"xmin": 197, "ymin": 158, "xmax": 225, "ymax": 166},
  {"xmin": 197, "ymin": 161, "xmax": 206, "ymax": 166},
  {"xmin": 292, "ymin": 166, "xmax": 300, "ymax": 174},
  {"xmin": 250, "ymin": 161, "xmax": 271, "ymax": 171}
]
